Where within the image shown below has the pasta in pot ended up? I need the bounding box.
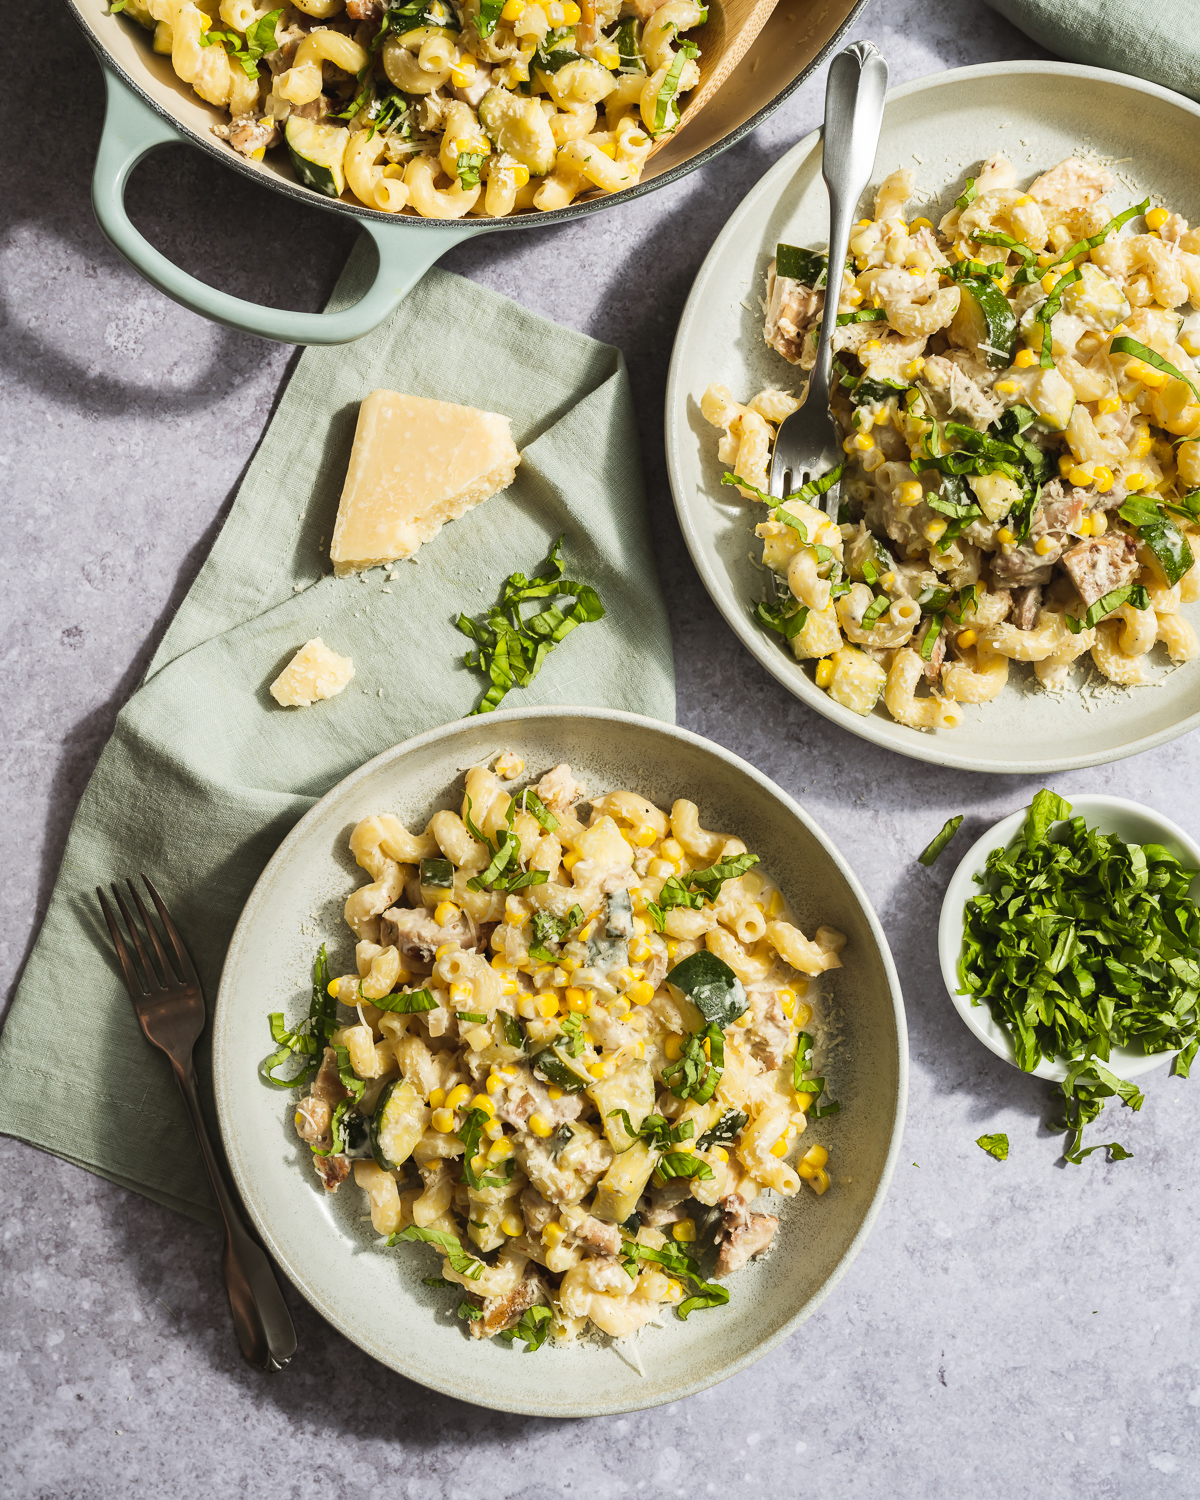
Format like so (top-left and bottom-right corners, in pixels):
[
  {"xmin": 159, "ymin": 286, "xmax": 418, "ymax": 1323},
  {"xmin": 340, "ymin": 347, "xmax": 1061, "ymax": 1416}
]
[
  {"xmin": 265, "ymin": 754, "xmax": 845, "ymax": 1346},
  {"xmin": 112, "ymin": 0, "xmax": 706, "ymax": 217},
  {"xmin": 703, "ymin": 150, "xmax": 1200, "ymax": 729}
]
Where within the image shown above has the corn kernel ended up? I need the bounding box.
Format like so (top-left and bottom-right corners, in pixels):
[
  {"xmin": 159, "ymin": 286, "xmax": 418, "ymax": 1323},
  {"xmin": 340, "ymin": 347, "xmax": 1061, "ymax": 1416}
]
[
  {"xmin": 431, "ymin": 1107, "xmax": 455, "ymax": 1133},
  {"xmin": 845, "ymin": 286, "xmax": 864, "ymax": 306},
  {"xmin": 501, "ymin": 1212, "xmax": 525, "ymax": 1237},
  {"xmin": 1033, "ymin": 535, "xmax": 1055, "ymax": 556},
  {"xmin": 449, "ymin": 982, "xmax": 473, "ymax": 1006},
  {"xmin": 470, "ymin": 1094, "xmax": 495, "ymax": 1118},
  {"xmin": 542, "ymin": 1218, "xmax": 566, "ymax": 1246},
  {"xmin": 1036, "ymin": 253, "xmax": 1055, "ymax": 267},
  {"xmin": 449, "ymin": 60, "xmax": 476, "ymax": 87},
  {"xmin": 735, "ymin": 1011, "xmax": 752, "ymax": 1027},
  {"xmin": 863, "ymin": 339, "xmax": 882, "ymax": 355},
  {"xmin": 534, "ymin": 993, "xmax": 560, "ymax": 1018},
  {"xmin": 664, "ymin": 1034, "xmax": 684, "ymax": 1061},
  {"xmin": 956, "ymin": 627, "xmax": 978, "ymax": 648},
  {"xmin": 1096, "ymin": 394, "xmax": 1120, "ymax": 414},
  {"xmin": 1013, "ymin": 347, "xmax": 1039, "ymax": 369},
  {"xmin": 428, "ymin": 1087, "xmax": 446, "ymax": 1108},
  {"xmin": 546, "ymin": 1086, "xmax": 564, "ymax": 1103},
  {"xmin": 445, "ymin": 1083, "xmax": 471, "ymax": 1112},
  {"xmin": 501, "ymin": 0, "xmax": 526, "ymax": 15},
  {"xmin": 648, "ymin": 857, "xmax": 675, "ymax": 878},
  {"xmin": 996, "ymin": 527, "xmax": 1016, "ymax": 546},
  {"xmin": 711, "ymin": 1146, "xmax": 729, "ymax": 1162},
  {"xmin": 511, "ymin": 163, "xmax": 530, "ymax": 187},
  {"xmin": 778, "ymin": 988, "xmax": 796, "ymax": 1018},
  {"xmin": 770, "ymin": 1134, "xmax": 790, "ymax": 1158},
  {"xmin": 1058, "ymin": 454, "xmax": 1075, "ymax": 477},
  {"xmin": 794, "ymin": 999, "xmax": 812, "ymax": 1028},
  {"xmin": 434, "ymin": 943, "xmax": 455, "ymax": 960},
  {"xmin": 666, "ymin": 941, "xmax": 680, "ymax": 961},
  {"xmin": 560, "ymin": 0, "xmax": 581, "ymax": 18},
  {"xmin": 898, "ymin": 479, "xmax": 924, "ymax": 506},
  {"xmin": 593, "ymin": 39, "xmax": 619, "ymax": 67},
  {"xmin": 994, "ymin": 379, "xmax": 1021, "ymax": 395},
  {"xmin": 1127, "ymin": 358, "xmax": 1168, "ymax": 389},
  {"xmin": 529, "ymin": 1112, "xmax": 553, "ymax": 1138},
  {"xmin": 1093, "ymin": 465, "xmax": 1114, "ymax": 493},
  {"xmin": 815, "ymin": 657, "xmax": 835, "ymax": 687},
  {"xmin": 562, "ymin": 849, "xmax": 581, "ymax": 872},
  {"xmin": 1125, "ymin": 471, "xmax": 1148, "ymax": 490},
  {"xmin": 1068, "ymin": 466, "xmax": 1093, "ymax": 488},
  {"xmin": 794, "ymin": 1091, "xmax": 812, "ymax": 1114},
  {"xmin": 1146, "ymin": 205, "xmax": 1169, "ymax": 231},
  {"xmin": 911, "ymin": 217, "xmax": 933, "ymax": 230},
  {"xmin": 485, "ymin": 1072, "xmax": 505, "ymax": 1096},
  {"xmin": 565, "ymin": 986, "xmax": 593, "ymax": 1013},
  {"xmin": 327, "ymin": 978, "xmax": 340, "ymax": 998},
  {"xmin": 903, "ymin": 356, "xmax": 926, "ymax": 378},
  {"xmin": 434, "ymin": 901, "xmax": 460, "ymax": 927},
  {"xmin": 811, "ymin": 1167, "xmax": 831, "ymax": 1195},
  {"xmin": 1014, "ymin": 194, "xmax": 1034, "ymax": 206},
  {"xmin": 628, "ymin": 937, "xmax": 653, "ymax": 963},
  {"xmin": 672, "ymin": 1217, "xmax": 697, "ymax": 1243},
  {"xmin": 1076, "ymin": 515, "xmax": 1095, "ymax": 537},
  {"xmin": 518, "ymin": 996, "xmax": 538, "ymax": 1019},
  {"xmin": 924, "ymin": 518, "xmax": 948, "ymax": 543},
  {"xmin": 628, "ymin": 980, "xmax": 655, "ymax": 1006},
  {"xmin": 1040, "ymin": 271, "xmax": 1059, "ymax": 293},
  {"xmin": 1093, "ymin": 511, "xmax": 1108, "ymax": 536},
  {"xmin": 588, "ymin": 1059, "xmax": 613, "ymax": 1079}
]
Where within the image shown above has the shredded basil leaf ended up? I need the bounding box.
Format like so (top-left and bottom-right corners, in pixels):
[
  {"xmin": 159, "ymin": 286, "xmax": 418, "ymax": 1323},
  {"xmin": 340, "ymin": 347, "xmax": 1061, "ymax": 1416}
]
[
  {"xmin": 388, "ymin": 1224, "xmax": 485, "ymax": 1279},
  {"xmin": 955, "ymin": 177, "xmax": 977, "ymax": 211},
  {"xmin": 1034, "ymin": 267, "xmax": 1083, "ymax": 369},
  {"xmin": 1110, "ymin": 335, "xmax": 1200, "ymax": 405},
  {"xmin": 918, "ymin": 815, "xmax": 964, "ymax": 866},
  {"xmin": 373, "ymin": 987, "xmax": 439, "ymax": 1014},
  {"xmin": 457, "ymin": 537, "xmax": 605, "ymax": 714},
  {"xmin": 258, "ymin": 945, "xmax": 333, "ymax": 1089},
  {"xmin": 976, "ymin": 1132, "xmax": 1009, "ymax": 1161},
  {"xmin": 1063, "ymin": 583, "xmax": 1150, "ymax": 634},
  {"xmin": 695, "ymin": 1109, "xmax": 749, "ymax": 1151},
  {"xmin": 198, "ymin": 8, "xmax": 282, "ymax": 77}
]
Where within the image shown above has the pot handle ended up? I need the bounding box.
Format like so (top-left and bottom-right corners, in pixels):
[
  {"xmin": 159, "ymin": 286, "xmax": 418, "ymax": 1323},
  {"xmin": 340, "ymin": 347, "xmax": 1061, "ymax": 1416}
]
[{"xmin": 91, "ymin": 67, "xmax": 480, "ymax": 345}]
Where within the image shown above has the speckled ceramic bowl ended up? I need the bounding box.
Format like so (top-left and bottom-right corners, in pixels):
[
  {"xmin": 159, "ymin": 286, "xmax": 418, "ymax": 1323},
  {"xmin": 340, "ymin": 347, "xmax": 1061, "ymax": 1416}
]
[
  {"xmin": 212, "ymin": 707, "xmax": 906, "ymax": 1415},
  {"xmin": 665, "ymin": 61, "xmax": 1200, "ymax": 774}
]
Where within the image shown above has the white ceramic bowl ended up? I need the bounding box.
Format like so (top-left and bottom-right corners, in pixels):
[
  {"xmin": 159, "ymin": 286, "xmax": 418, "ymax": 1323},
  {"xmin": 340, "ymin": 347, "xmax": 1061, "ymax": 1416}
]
[
  {"xmin": 937, "ymin": 794, "xmax": 1200, "ymax": 1082},
  {"xmin": 664, "ymin": 61, "xmax": 1200, "ymax": 773},
  {"xmin": 212, "ymin": 707, "xmax": 907, "ymax": 1416}
]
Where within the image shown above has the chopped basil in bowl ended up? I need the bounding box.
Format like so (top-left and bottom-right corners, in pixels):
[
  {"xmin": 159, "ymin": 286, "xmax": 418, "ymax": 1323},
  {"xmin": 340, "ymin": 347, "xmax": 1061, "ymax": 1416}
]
[{"xmin": 938, "ymin": 792, "xmax": 1200, "ymax": 1158}]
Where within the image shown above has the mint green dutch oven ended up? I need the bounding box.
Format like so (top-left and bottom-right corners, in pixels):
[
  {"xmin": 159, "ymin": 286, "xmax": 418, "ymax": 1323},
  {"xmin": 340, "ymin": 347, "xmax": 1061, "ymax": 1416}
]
[{"xmin": 68, "ymin": 0, "xmax": 867, "ymax": 345}]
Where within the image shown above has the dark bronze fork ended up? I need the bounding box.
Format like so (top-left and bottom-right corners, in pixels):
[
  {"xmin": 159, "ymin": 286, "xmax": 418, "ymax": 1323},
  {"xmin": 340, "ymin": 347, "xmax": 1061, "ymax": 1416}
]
[{"xmin": 98, "ymin": 876, "xmax": 297, "ymax": 1372}]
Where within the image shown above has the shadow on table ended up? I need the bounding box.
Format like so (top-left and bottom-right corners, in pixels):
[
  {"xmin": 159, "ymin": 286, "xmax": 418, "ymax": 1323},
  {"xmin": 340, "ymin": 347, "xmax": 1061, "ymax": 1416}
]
[{"xmin": 93, "ymin": 1170, "xmax": 579, "ymax": 1443}]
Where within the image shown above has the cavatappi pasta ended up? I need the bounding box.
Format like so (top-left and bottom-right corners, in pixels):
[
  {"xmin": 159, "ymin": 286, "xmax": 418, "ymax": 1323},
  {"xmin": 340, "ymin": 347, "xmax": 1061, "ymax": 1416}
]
[
  {"xmin": 266, "ymin": 755, "xmax": 845, "ymax": 1346},
  {"xmin": 703, "ymin": 152, "xmax": 1200, "ymax": 728},
  {"xmin": 112, "ymin": 0, "xmax": 706, "ymax": 218}
]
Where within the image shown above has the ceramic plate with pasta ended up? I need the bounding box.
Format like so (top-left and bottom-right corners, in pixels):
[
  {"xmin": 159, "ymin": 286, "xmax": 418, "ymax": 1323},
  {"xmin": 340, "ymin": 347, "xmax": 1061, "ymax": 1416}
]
[
  {"xmin": 108, "ymin": 0, "xmax": 707, "ymax": 218},
  {"xmin": 666, "ymin": 64, "xmax": 1200, "ymax": 773},
  {"xmin": 263, "ymin": 751, "xmax": 846, "ymax": 1348}
]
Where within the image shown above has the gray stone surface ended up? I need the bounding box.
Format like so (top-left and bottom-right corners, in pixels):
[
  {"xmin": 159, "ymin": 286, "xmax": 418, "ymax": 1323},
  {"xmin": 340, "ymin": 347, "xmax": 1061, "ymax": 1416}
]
[{"xmin": 3, "ymin": 1, "xmax": 1198, "ymax": 1494}]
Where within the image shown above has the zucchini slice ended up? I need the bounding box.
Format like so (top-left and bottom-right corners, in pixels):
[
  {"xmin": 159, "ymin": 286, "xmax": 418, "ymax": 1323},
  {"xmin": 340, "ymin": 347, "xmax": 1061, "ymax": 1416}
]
[
  {"xmin": 285, "ymin": 116, "xmax": 349, "ymax": 199},
  {"xmin": 950, "ymin": 276, "xmax": 1016, "ymax": 367},
  {"xmin": 419, "ymin": 857, "xmax": 455, "ymax": 905},
  {"xmin": 530, "ymin": 1045, "xmax": 590, "ymax": 1092},
  {"xmin": 370, "ymin": 1079, "xmax": 425, "ymax": 1170}
]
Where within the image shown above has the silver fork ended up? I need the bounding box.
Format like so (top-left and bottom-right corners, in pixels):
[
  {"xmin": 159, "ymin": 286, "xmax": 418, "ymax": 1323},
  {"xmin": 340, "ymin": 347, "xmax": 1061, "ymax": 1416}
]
[
  {"xmin": 98, "ymin": 876, "xmax": 297, "ymax": 1372},
  {"xmin": 770, "ymin": 40, "xmax": 890, "ymax": 515}
]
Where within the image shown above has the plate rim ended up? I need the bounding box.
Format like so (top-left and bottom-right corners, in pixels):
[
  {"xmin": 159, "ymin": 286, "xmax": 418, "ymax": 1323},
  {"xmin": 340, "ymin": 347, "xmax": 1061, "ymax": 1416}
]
[
  {"xmin": 664, "ymin": 58, "xmax": 1200, "ymax": 776},
  {"xmin": 936, "ymin": 792, "xmax": 1200, "ymax": 1081},
  {"xmin": 211, "ymin": 704, "xmax": 909, "ymax": 1416}
]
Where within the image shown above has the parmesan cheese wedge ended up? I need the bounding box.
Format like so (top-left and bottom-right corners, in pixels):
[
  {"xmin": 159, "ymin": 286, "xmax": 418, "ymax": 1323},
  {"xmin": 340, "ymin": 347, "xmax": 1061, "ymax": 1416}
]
[
  {"xmin": 270, "ymin": 638, "xmax": 355, "ymax": 707},
  {"xmin": 330, "ymin": 390, "xmax": 521, "ymax": 575}
]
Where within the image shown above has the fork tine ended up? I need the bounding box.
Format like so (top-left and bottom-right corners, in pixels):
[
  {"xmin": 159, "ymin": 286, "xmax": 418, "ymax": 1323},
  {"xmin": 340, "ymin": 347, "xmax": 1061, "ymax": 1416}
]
[
  {"xmin": 98, "ymin": 888, "xmax": 145, "ymax": 1000},
  {"xmin": 142, "ymin": 876, "xmax": 200, "ymax": 988},
  {"xmin": 127, "ymin": 879, "xmax": 179, "ymax": 985},
  {"xmin": 112, "ymin": 884, "xmax": 165, "ymax": 992}
]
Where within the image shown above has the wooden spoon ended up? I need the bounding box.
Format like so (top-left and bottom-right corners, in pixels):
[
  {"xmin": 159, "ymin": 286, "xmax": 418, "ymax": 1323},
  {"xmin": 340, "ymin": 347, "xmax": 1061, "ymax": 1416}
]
[{"xmin": 647, "ymin": 0, "xmax": 780, "ymax": 155}]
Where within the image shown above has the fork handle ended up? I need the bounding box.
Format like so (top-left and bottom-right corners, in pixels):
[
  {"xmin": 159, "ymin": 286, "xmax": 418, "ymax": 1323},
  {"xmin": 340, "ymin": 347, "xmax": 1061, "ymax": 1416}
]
[
  {"xmin": 808, "ymin": 41, "xmax": 890, "ymax": 417},
  {"xmin": 173, "ymin": 1059, "xmax": 298, "ymax": 1371}
]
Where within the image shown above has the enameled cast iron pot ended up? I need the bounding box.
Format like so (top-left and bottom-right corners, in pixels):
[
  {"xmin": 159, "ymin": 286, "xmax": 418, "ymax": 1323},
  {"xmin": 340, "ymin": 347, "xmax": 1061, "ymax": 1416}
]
[{"xmin": 68, "ymin": 0, "xmax": 867, "ymax": 344}]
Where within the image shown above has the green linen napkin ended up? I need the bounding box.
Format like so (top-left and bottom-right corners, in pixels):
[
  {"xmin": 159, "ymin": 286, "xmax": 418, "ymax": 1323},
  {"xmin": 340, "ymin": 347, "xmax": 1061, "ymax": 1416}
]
[
  {"xmin": 0, "ymin": 247, "xmax": 674, "ymax": 1224},
  {"xmin": 985, "ymin": 0, "xmax": 1200, "ymax": 101}
]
